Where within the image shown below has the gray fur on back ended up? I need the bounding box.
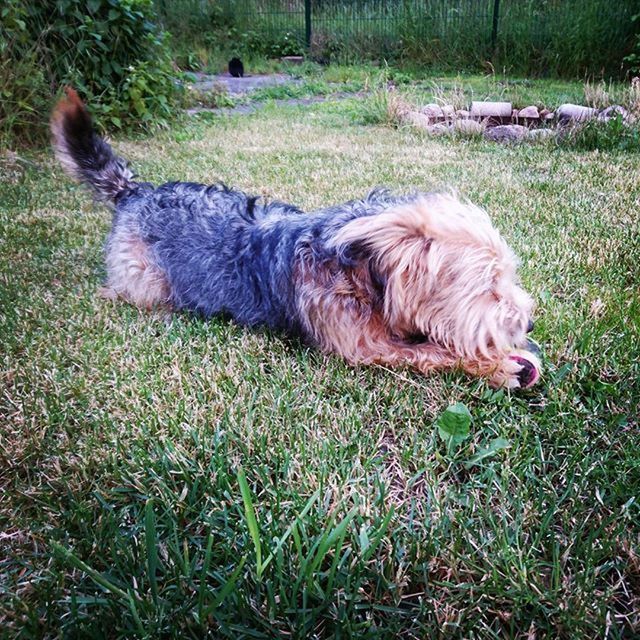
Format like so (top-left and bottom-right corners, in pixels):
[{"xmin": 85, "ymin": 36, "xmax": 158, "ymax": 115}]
[{"xmin": 114, "ymin": 183, "xmax": 411, "ymax": 333}]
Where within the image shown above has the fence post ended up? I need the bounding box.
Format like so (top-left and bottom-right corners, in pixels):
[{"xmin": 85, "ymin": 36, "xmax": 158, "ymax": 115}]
[
  {"xmin": 491, "ymin": 0, "xmax": 500, "ymax": 50},
  {"xmin": 305, "ymin": 0, "xmax": 312, "ymax": 50}
]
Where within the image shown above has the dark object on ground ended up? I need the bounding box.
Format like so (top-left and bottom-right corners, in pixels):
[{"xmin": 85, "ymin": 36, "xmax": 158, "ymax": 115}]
[{"xmin": 229, "ymin": 58, "xmax": 244, "ymax": 78}]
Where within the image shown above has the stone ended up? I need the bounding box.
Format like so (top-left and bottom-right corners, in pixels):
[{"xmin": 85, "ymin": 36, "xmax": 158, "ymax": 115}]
[
  {"xmin": 598, "ymin": 105, "xmax": 629, "ymax": 123},
  {"xmin": 419, "ymin": 103, "xmax": 444, "ymax": 120},
  {"xmin": 453, "ymin": 119, "xmax": 483, "ymax": 136},
  {"xmin": 456, "ymin": 109, "xmax": 471, "ymax": 119},
  {"xmin": 424, "ymin": 123, "xmax": 450, "ymax": 136},
  {"xmin": 526, "ymin": 128, "xmax": 556, "ymax": 142},
  {"xmin": 484, "ymin": 124, "xmax": 528, "ymax": 143},
  {"xmin": 470, "ymin": 101, "xmax": 513, "ymax": 118},
  {"xmin": 544, "ymin": 111, "xmax": 555, "ymax": 120},
  {"xmin": 556, "ymin": 104, "xmax": 597, "ymax": 123},
  {"xmin": 518, "ymin": 105, "xmax": 540, "ymax": 119}
]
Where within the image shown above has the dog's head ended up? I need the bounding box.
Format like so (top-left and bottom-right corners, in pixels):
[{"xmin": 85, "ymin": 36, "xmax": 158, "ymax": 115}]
[{"xmin": 333, "ymin": 194, "xmax": 535, "ymax": 362}]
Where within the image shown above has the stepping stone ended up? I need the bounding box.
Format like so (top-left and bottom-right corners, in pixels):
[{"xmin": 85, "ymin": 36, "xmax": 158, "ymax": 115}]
[
  {"xmin": 454, "ymin": 119, "xmax": 483, "ymax": 136},
  {"xmin": 419, "ymin": 103, "xmax": 444, "ymax": 120}
]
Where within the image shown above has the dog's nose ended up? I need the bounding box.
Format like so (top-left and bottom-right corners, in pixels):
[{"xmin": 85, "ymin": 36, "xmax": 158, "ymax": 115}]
[{"xmin": 527, "ymin": 319, "xmax": 534, "ymax": 333}]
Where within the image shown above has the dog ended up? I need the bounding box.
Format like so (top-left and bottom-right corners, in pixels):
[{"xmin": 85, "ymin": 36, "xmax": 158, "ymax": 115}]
[{"xmin": 50, "ymin": 88, "xmax": 540, "ymax": 389}]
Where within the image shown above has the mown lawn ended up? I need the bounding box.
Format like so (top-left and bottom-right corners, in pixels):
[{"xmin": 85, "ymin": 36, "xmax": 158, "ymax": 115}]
[{"xmin": 1, "ymin": 88, "xmax": 639, "ymax": 638}]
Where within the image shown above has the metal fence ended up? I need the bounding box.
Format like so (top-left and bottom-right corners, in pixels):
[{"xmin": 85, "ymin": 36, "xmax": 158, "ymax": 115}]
[
  {"xmin": 231, "ymin": 0, "xmax": 507, "ymax": 49},
  {"xmin": 157, "ymin": 0, "xmax": 638, "ymax": 75}
]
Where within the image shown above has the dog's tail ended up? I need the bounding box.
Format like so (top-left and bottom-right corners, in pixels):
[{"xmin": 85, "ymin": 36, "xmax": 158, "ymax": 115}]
[{"xmin": 50, "ymin": 87, "xmax": 135, "ymax": 203}]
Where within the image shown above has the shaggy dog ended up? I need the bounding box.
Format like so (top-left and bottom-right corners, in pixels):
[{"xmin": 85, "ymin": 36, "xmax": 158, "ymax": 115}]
[{"xmin": 51, "ymin": 88, "xmax": 540, "ymax": 389}]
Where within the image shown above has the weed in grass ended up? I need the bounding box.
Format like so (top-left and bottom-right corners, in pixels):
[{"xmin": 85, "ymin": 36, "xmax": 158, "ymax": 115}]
[
  {"xmin": 426, "ymin": 79, "xmax": 468, "ymax": 111},
  {"xmin": 344, "ymin": 70, "xmax": 415, "ymax": 126},
  {"xmin": 249, "ymin": 79, "xmax": 334, "ymax": 102},
  {"xmin": 182, "ymin": 84, "xmax": 237, "ymax": 110},
  {"xmin": 562, "ymin": 115, "xmax": 640, "ymax": 152},
  {"xmin": 584, "ymin": 79, "xmax": 614, "ymax": 109}
]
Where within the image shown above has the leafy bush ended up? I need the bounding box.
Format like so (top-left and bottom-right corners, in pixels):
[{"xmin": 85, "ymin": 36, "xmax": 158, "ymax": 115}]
[
  {"xmin": 0, "ymin": 0, "xmax": 179, "ymax": 147},
  {"xmin": 623, "ymin": 13, "xmax": 640, "ymax": 74}
]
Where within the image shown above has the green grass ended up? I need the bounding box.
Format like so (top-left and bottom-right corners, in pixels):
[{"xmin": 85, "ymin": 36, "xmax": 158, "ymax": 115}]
[{"xmin": 1, "ymin": 81, "xmax": 639, "ymax": 638}]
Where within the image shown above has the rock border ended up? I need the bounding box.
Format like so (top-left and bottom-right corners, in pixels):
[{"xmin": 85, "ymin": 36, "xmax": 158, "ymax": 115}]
[{"xmin": 399, "ymin": 100, "xmax": 633, "ymax": 143}]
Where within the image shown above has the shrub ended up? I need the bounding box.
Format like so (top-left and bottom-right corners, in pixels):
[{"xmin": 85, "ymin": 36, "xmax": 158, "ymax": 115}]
[
  {"xmin": 0, "ymin": 0, "xmax": 179, "ymax": 148},
  {"xmin": 623, "ymin": 13, "xmax": 640, "ymax": 74}
]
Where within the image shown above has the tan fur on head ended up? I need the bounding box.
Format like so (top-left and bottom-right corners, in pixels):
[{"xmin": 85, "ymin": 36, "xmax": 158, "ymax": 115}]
[{"xmin": 330, "ymin": 193, "xmax": 534, "ymax": 363}]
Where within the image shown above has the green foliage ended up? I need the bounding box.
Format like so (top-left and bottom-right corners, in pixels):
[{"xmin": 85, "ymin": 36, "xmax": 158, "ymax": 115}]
[
  {"xmin": 155, "ymin": 0, "xmax": 638, "ymax": 78},
  {"xmin": 0, "ymin": 0, "xmax": 179, "ymax": 147},
  {"xmin": 562, "ymin": 115, "xmax": 640, "ymax": 152},
  {"xmin": 155, "ymin": 0, "xmax": 303, "ymax": 65},
  {"xmin": 435, "ymin": 402, "xmax": 472, "ymax": 448},
  {"xmin": 623, "ymin": 13, "xmax": 640, "ymax": 74},
  {"xmin": 0, "ymin": 4, "xmax": 51, "ymax": 147}
]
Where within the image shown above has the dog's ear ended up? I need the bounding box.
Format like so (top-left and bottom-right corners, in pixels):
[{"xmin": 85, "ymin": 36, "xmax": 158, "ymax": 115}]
[
  {"xmin": 330, "ymin": 206, "xmax": 439, "ymax": 333},
  {"xmin": 331, "ymin": 207, "xmax": 430, "ymax": 265},
  {"xmin": 330, "ymin": 205, "xmax": 438, "ymax": 281}
]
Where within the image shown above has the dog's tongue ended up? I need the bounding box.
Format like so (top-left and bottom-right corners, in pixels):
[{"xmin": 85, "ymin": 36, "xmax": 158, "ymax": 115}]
[{"xmin": 509, "ymin": 341, "xmax": 542, "ymax": 388}]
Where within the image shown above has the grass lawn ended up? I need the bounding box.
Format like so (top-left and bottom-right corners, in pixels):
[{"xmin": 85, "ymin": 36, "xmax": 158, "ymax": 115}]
[{"xmin": 1, "ymin": 81, "xmax": 639, "ymax": 638}]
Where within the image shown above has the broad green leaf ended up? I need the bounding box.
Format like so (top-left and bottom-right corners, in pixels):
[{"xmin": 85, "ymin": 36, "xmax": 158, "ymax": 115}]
[{"xmin": 436, "ymin": 402, "xmax": 472, "ymax": 445}]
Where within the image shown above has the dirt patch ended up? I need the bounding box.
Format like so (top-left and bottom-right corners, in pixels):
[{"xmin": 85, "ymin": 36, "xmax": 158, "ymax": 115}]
[{"xmin": 188, "ymin": 72, "xmax": 297, "ymax": 95}]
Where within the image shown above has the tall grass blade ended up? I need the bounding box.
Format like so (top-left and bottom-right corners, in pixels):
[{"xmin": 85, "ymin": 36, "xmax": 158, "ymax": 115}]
[
  {"xmin": 52, "ymin": 541, "xmax": 146, "ymax": 635},
  {"xmin": 308, "ymin": 506, "xmax": 358, "ymax": 577},
  {"xmin": 144, "ymin": 498, "xmax": 159, "ymax": 605},
  {"xmin": 261, "ymin": 488, "xmax": 320, "ymax": 573},
  {"xmin": 361, "ymin": 507, "xmax": 394, "ymax": 563},
  {"xmin": 237, "ymin": 467, "xmax": 262, "ymax": 576},
  {"xmin": 197, "ymin": 529, "xmax": 215, "ymax": 622},
  {"xmin": 201, "ymin": 556, "xmax": 247, "ymax": 618},
  {"xmin": 52, "ymin": 541, "xmax": 130, "ymax": 600}
]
